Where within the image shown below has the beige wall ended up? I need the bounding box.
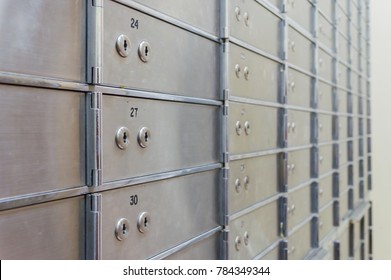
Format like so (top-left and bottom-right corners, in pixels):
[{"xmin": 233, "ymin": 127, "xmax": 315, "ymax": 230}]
[{"xmin": 371, "ymin": 0, "xmax": 391, "ymax": 260}]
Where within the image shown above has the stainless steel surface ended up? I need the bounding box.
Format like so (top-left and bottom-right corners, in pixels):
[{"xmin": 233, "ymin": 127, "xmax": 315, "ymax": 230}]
[
  {"xmin": 288, "ymin": 26, "xmax": 314, "ymax": 72},
  {"xmin": 100, "ymin": 170, "xmax": 219, "ymax": 259},
  {"xmin": 287, "ymin": 220, "xmax": 312, "ymax": 260},
  {"xmin": 338, "ymin": 33, "xmax": 349, "ymax": 63},
  {"xmin": 102, "ymin": 0, "xmax": 219, "ymax": 99},
  {"xmin": 318, "ymin": 14, "xmax": 334, "ymax": 50},
  {"xmin": 228, "ymin": 199, "xmax": 279, "ymax": 259},
  {"xmin": 338, "ymin": 63, "xmax": 349, "ymax": 89},
  {"xmin": 257, "ymin": 243, "xmax": 280, "ymax": 260},
  {"xmin": 318, "ymin": 0, "xmax": 333, "ymax": 20},
  {"xmin": 318, "ymin": 144, "xmax": 333, "ymax": 175},
  {"xmin": 339, "ymin": 165, "xmax": 349, "ymax": 192},
  {"xmin": 318, "ymin": 113, "xmax": 333, "ymax": 143},
  {"xmin": 0, "ymin": 85, "xmax": 84, "ymax": 200},
  {"xmin": 163, "ymin": 231, "xmax": 220, "ymax": 260},
  {"xmin": 0, "ymin": 196, "xmax": 85, "ymax": 259},
  {"xmin": 338, "ymin": 89, "xmax": 348, "ymax": 114},
  {"xmin": 318, "ymin": 81, "xmax": 333, "ymax": 112},
  {"xmin": 229, "ymin": 102, "xmax": 279, "ymax": 155},
  {"xmin": 287, "ymin": 110, "xmax": 311, "ymax": 147},
  {"xmin": 229, "ymin": 0, "xmax": 281, "ymax": 57},
  {"xmin": 287, "ymin": 185, "xmax": 312, "ymax": 232},
  {"xmin": 318, "ymin": 49, "xmax": 333, "ymax": 82},
  {"xmin": 130, "ymin": 0, "xmax": 219, "ymax": 36},
  {"xmin": 287, "ymin": 149, "xmax": 311, "ymax": 188},
  {"xmin": 318, "ymin": 174, "xmax": 334, "ymax": 209},
  {"xmin": 338, "ymin": 227, "xmax": 350, "ymax": 260},
  {"xmin": 339, "ymin": 141, "xmax": 349, "ymax": 166},
  {"xmin": 287, "ymin": 68, "xmax": 312, "ymax": 108},
  {"xmin": 319, "ymin": 203, "xmax": 335, "ymax": 241},
  {"xmin": 102, "ymin": 94, "xmax": 219, "ymax": 183},
  {"xmin": 228, "ymin": 154, "xmax": 279, "ymax": 215},
  {"xmin": 0, "ymin": 0, "xmax": 86, "ymax": 82},
  {"xmin": 286, "ymin": 0, "xmax": 314, "ymax": 33},
  {"xmin": 229, "ymin": 43, "xmax": 281, "ymax": 103}
]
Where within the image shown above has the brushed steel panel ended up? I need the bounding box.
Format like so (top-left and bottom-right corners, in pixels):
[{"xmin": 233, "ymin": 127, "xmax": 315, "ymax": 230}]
[
  {"xmin": 102, "ymin": 95, "xmax": 219, "ymax": 183},
  {"xmin": 318, "ymin": 113, "xmax": 333, "ymax": 143},
  {"xmin": 318, "ymin": 0, "xmax": 333, "ymax": 20},
  {"xmin": 351, "ymin": 2, "xmax": 359, "ymax": 29},
  {"xmin": 338, "ymin": 0, "xmax": 349, "ymax": 15},
  {"xmin": 0, "ymin": 0, "xmax": 85, "ymax": 82},
  {"xmin": 339, "ymin": 115, "xmax": 349, "ymax": 141},
  {"xmin": 288, "ymin": 27, "xmax": 314, "ymax": 72},
  {"xmin": 132, "ymin": 0, "xmax": 219, "ymax": 35},
  {"xmin": 337, "ymin": 9, "xmax": 349, "ymax": 38},
  {"xmin": 288, "ymin": 221, "xmax": 312, "ymax": 260},
  {"xmin": 265, "ymin": 0, "xmax": 283, "ymax": 11},
  {"xmin": 339, "ymin": 166, "xmax": 349, "ymax": 192},
  {"xmin": 340, "ymin": 190, "xmax": 350, "ymax": 220},
  {"xmin": 258, "ymin": 245, "xmax": 279, "ymax": 260},
  {"xmin": 318, "ymin": 49, "xmax": 333, "ymax": 82},
  {"xmin": 101, "ymin": 170, "xmax": 219, "ymax": 259},
  {"xmin": 0, "ymin": 196, "xmax": 84, "ymax": 259},
  {"xmin": 0, "ymin": 85, "xmax": 84, "ymax": 199},
  {"xmin": 318, "ymin": 81, "xmax": 333, "ymax": 112},
  {"xmin": 164, "ymin": 232, "xmax": 220, "ymax": 260},
  {"xmin": 318, "ymin": 14, "xmax": 333, "ymax": 50},
  {"xmin": 287, "ymin": 110, "xmax": 311, "ymax": 147},
  {"xmin": 339, "ymin": 141, "xmax": 348, "ymax": 166},
  {"xmin": 338, "ymin": 63, "xmax": 349, "ymax": 89},
  {"xmin": 229, "ymin": 0, "xmax": 281, "ymax": 57},
  {"xmin": 338, "ymin": 33, "xmax": 349, "ymax": 63},
  {"xmin": 229, "ymin": 155, "xmax": 279, "ymax": 215},
  {"xmin": 319, "ymin": 203, "xmax": 334, "ymax": 241},
  {"xmin": 229, "ymin": 103, "xmax": 279, "ymax": 155},
  {"xmin": 287, "ymin": 68, "xmax": 312, "ymax": 108},
  {"xmin": 229, "ymin": 43, "xmax": 281, "ymax": 103},
  {"xmin": 228, "ymin": 200, "xmax": 279, "ymax": 259},
  {"xmin": 318, "ymin": 174, "xmax": 333, "ymax": 209},
  {"xmin": 337, "ymin": 89, "xmax": 348, "ymax": 113},
  {"xmin": 318, "ymin": 144, "xmax": 333, "ymax": 176},
  {"xmin": 351, "ymin": 48, "xmax": 360, "ymax": 73},
  {"xmin": 287, "ymin": 185, "xmax": 311, "ymax": 232},
  {"xmin": 339, "ymin": 228, "xmax": 350, "ymax": 260},
  {"xmin": 286, "ymin": 0, "xmax": 314, "ymax": 33},
  {"xmin": 287, "ymin": 149, "xmax": 311, "ymax": 188},
  {"xmin": 352, "ymin": 26, "xmax": 360, "ymax": 51},
  {"xmin": 352, "ymin": 221, "xmax": 361, "ymax": 255},
  {"xmin": 102, "ymin": 0, "xmax": 219, "ymax": 99}
]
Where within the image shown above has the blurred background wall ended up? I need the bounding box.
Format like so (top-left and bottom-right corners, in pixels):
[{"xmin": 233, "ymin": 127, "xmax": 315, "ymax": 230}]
[{"xmin": 371, "ymin": 0, "xmax": 391, "ymax": 260}]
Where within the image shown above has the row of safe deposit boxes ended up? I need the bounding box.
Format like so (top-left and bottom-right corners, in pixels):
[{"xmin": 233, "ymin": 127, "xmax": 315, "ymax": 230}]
[{"xmin": 0, "ymin": 0, "xmax": 372, "ymax": 259}]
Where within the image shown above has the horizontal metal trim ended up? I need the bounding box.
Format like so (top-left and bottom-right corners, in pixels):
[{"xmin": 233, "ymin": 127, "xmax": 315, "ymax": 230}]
[
  {"xmin": 229, "ymin": 148, "xmax": 285, "ymax": 161},
  {"xmin": 318, "ymin": 43, "xmax": 337, "ymax": 58},
  {"xmin": 148, "ymin": 226, "xmax": 222, "ymax": 260},
  {"xmin": 285, "ymin": 144, "xmax": 314, "ymax": 152},
  {"xmin": 101, "ymin": 163, "xmax": 222, "ymax": 192},
  {"xmin": 287, "ymin": 63, "xmax": 316, "ymax": 78},
  {"xmin": 252, "ymin": 239, "xmax": 282, "ymax": 260},
  {"xmin": 316, "ymin": 108, "xmax": 338, "ymax": 115},
  {"xmin": 287, "ymin": 19, "xmax": 316, "ymax": 44},
  {"xmin": 350, "ymin": 200, "xmax": 371, "ymax": 223},
  {"xmin": 0, "ymin": 72, "xmax": 88, "ymax": 92},
  {"xmin": 318, "ymin": 9, "xmax": 334, "ymax": 25},
  {"xmin": 288, "ymin": 214, "xmax": 316, "ymax": 236},
  {"xmin": 229, "ymin": 193, "xmax": 282, "ymax": 221},
  {"xmin": 339, "ymin": 187, "xmax": 350, "ymax": 197},
  {"xmin": 97, "ymin": 86, "xmax": 222, "ymax": 106},
  {"xmin": 318, "ymin": 170, "xmax": 336, "ymax": 181},
  {"xmin": 0, "ymin": 186, "xmax": 88, "ymax": 211},
  {"xmin": 318, "ymin": 140, "xmax": 338, "ymax": 147},
  {"xmin": 229, "ymin": 96, "xmax": 283, "ymax": 109},
  {"xmin": 319, "ymin": 199, "xmax": 335, "ymax": 213},
  {"xmin": 318, "ymin": 76, "xmax": 338, "ymax": 88},
  {"xmin": 229, "ymin": 38, "xmax": 284, "ymax": 64},
  {"xmin": 112, "ymin": 0, "xmax": 219, "ymax": 42},
  {"xmin": 255, "ymin": 0, "xmax": 283, "ymax": 18},
  {"xmin": 305, "ymin": 247, "xmax": 329, "ymax": 260},
  {"xmin": 285, "ymin": 105, "xmax": 315, "ymax": 113},
  {"xmin": 288, "ymin": 179, "xmax": 315, "ymax": 194},
  {"xmin": 319, "ymin": 227, "xmax": 338, "ymax": 247}
]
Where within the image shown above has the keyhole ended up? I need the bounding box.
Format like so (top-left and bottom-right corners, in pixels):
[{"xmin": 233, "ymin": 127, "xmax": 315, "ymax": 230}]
[
  {"xmin": 145, "ymin": 46, "xmax": 149, "ymax": 57},
  {"xmin": 124, "ymin": 39, "xmax": 128, "ymax": 51},
  {"xmin": 122, "ymin": 223, "xmax": 127, "ymax": 235},
  {"xmin": 144, "ymin": 217, "xmax": 148, "ymax": 228},
  {"xmin": 144, "ymin": 132, "xmax": 148, "ymax": 143},
  {"xmin": 123, "ymin": 131, "xmax": 128, "ymax": 143}
]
